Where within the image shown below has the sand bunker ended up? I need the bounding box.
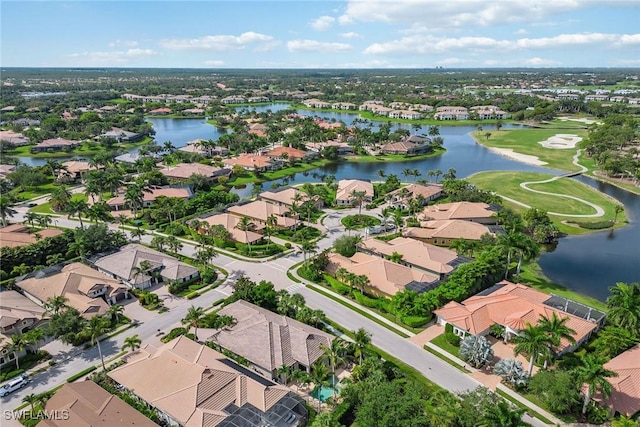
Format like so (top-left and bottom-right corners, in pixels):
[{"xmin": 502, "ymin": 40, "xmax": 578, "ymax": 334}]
[
  {"xmin": 487, "ymin": 147, "xmax": 548, "ymax": 166},
  {"xmin": 558, "ymin": 116, "xmax": 601, "ymax": 125},
  {"xmin": 538, "ymin": 134, "xmax": 583, "ymax": 149}
]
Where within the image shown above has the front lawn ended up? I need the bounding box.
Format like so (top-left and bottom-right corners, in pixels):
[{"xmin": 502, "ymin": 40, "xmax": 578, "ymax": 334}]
[
  {"xmin": 430, "ymin": 334, "xmax": 461, "ymax": 359},
  {"xmin": 272, "ymin": 225, "xmax": 321, "ymax": 243},
  {"xmin": 341, "ymin": 214, "xmax": 381, "ymax": 229}
]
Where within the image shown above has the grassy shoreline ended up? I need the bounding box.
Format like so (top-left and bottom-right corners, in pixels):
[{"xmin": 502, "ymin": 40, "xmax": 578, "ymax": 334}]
[{"xmin": 5, "ymin": 137, "xmax": 154, "ymax": 159}]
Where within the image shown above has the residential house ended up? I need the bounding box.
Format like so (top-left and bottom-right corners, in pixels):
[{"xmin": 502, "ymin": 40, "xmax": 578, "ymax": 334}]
[
  {"xmin": 434, "ymin": 107, "xmax": 469, "ymax": 120},
  {"xmin": 358, "ymin": 100, "xmax": 384, "ymax": 111},
  {"xmin": 331, "ymin": 102, "xmax": 357, "ymax": 110},
  {"xmin": 223, "ymin": 154, "xmax": 276, "ymax": 172},
  {"xmin": 585, "ymin": 94, "xmax": 610, "ymax": 102},
  {"xmin": 418, "ymin": 202, "xmax": 498, "ymax": 224},
  {"xmin": 98, "ymin": 127, "xmax": 142, "ymax": 142},
  {"xmin": 0, "ymin": 130, "xmax": 29, "ymax": 146},
  {"xmin": 405, "ymin": 220, "xmax": 498, "ymax": 246},
  {"xmin": 108, "ymin": 336, "xmax": 308, "ymax": 427},
  {"xmin": 182, "ymin": 108, "xmax": 205, "ymax": 115},
  {"xmin": 357, "ymin": 236, "xmax": 465, "ymax": 279},
  {"xmin": 380, "ymin": 141, "xmax": 432, "ymax": 155},
  {"xmin": 228, "ymin": 200, "xmax": 299, "ymax": 229},
  {"xmin": 114, "ymin": 152, "xmax": 159, "ymax": 164},
  {"xmin": 0, "ymin": 164, "xmax": 16, "ymax": 178},
  {"xmin": 0, "ymin": 291, "xmax": 48, "ymax": 366},
  {"xmin": 15, "ymin": 263, "xmax": 129, "ymax": 318},
  {"xmin": 335, "ymin": 179, "xmax": 374, "ymax": 206},
  {"xmin": 470, "ymin": 105, "xmax": 510, "ymax": 120},
  {"xmin": 264, "ymin": 146, "xmax": 316, "ymax": 162},
  {"xmin": 179, "ymin": 139, "xmax": 229, "ymax": 157},
  {"xmin": 106, "ymin": 186, "xmax": 193, "ymax": 211},
  {"xmin": 248, "ymin": 96, "xmax": 270, "ymax": 103},
  {"xmin": 58, "ymin": 160, "xmax": 100, "ymax": 183},
  {"xmin": 93, "ymin": 244, "xmax": 199, "ymax": 289},
  {"xmin": 259, "ymin": 187, "xmax": 323, "ymax": 209},
  {"xmin": 38, "ymin": 381, "xmax": 158, "ymax": 427},
  {"xmin": 148, "ymin": 107, "xmax": 172, "ymax": 115},
  {"xmin": 302, "ymin": 99, "xmax": 331, "ymax": 109},
  {"xmin": 208, "ymin": 300, "xmax": 334, "ymax": 380},
  {"xmin": 602, "ymin": 344, "xmax": 640, "ymax": 417},
  {"xmin": 196, "ymin": 213, "xmax": 264, "ymax": 244},
  {"xmin": 434, "ymin": 280, "xmax": 605, "ymax": 353},
  {"xmin": 221, "ymin": 95, "xmax": 247, "ymax": 104},
  {"xmin": 306, "ymin": 139, "xmax": 353, "ymax": 155},
  {"xmin": 159, "ymin": 163, "xmax": 231, "ymax": 182},
  {"xmin": 0, "ymin": 224, "xmax": 63, "ymax": 249},
  {"xmin": 387, "ymin": 183, "xmax": 443, "ymax": 209},
  {"xmin": 31, "ymin": 138, "xmax": 79, "ymax": 153},
  {"xmin": 326, "ymin": 252, "xmax": 439, "ymax": 297}
]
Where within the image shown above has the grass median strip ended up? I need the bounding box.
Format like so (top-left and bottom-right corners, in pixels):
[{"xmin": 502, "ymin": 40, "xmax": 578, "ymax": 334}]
[
  {"xmin": 306, "ymin": 284, "xmax": 410, "ymax": 338},
  {"xmin": 495, "ymin": 388, "xmax": 555, "ymax": 425},
  {"xmin": 66, "ymin": 366, "xmax": 97, "ymax": 383}
]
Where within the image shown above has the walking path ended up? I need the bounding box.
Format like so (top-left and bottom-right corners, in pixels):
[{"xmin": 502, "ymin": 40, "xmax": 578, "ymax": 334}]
[{"xmin": 498, "ymin": 149, "xmax": 605, "ymax": 218}]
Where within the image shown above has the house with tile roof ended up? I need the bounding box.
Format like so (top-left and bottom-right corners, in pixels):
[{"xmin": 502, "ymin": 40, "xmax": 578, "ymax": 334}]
[
  {"xmin": 58, "ymin": 160, "xmax": 101, "ymax": 183},
  {"xmin": 93, "ymin": 244, "xmax": 199, "ymax": 289},
  {"xmin": 0, "ymin": 224, "xmax": 63, "ymax": 249},
  {"xmin": 15, "ymin": 263, "xmax": 129, "ymax": 319},
  {"xmin": 106, "ymin": 186, "xmax": 193, "ymax": 211},
  {"xmin": 98, "ymin": 127, "xmax": 142, "ymax": 142},
  {"xmin": 207, "ymin": 300, "xmax": 334, "ymax": 380},
  {"xmin": 326, "ymin": 252, "xmax": 439, "ymax": 297},
  {"xmin": 258, "ymin": 187, "xmax": 323, "ymax": 209},
  {"xmin": 419, "ymin": 201, "xmax": 498, "ymax": 224},
  {"xmin": 357, "ymin": 236, "xmax": 465, "ymax": 278},
  {"xmin": 335, "ymin": 179, "xmax": 374, "ymax": 206},
  {"xmin": 196, "ymin": 213, "xmax": 264, "ymax": 244},
  {"xmin": 602, "ymin": 344, "xmax": 640, "ymax": 417},
  {"xmin": 380, "ymin": 141, "xmax": 432, "ymax": 155},
  {"xmin": 227, "ymin": 200, "xmax": 299, "ymax": 229},
  {"xmin": 0, "ymin": 291, "xmax": 48, "ymax": 367},
  {"xmin": 404, "ymin": 220, "xmax": 498, "ymax": 246},
  {"xmin": 108, "ymin": 336, "xmax": 307, "ymax": 427},
  {"xmin": 434, "ymin": 281, "xmax": 603, "ymax": 354},
  {"xmin": 159, "ymin": 163, "xmax": 231, "ymax": 181},
  {"xmin": 31, "ymin": 138, "xmax": 79, "ymax": 153},
  {"xmin": 38, "ymin": 381, "xmax": 157, "ymax": 427},
  {"xmin": 223, "ymin": 154, "xmax": 276, "ymax": 172},
  {"xmin": 0, "ymin": 130, "xmax": 29, "ymax": 146},
  {"xmin": 387, "ymin": 183, "xmax": 443, "ymax": 209}
]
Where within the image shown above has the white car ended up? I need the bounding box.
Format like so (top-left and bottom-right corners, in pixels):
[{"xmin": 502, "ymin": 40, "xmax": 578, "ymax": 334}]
[{"xmin": 0, "ymin": 375, "xmax": 29, "ymax": 397}]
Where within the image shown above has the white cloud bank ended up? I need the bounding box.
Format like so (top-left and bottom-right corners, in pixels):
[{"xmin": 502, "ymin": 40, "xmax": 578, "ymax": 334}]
[
  {"xmin": 160, "ymin": 32, "xmax": 278, "ymax": 51},
  {"xmin": 68, "ymin": 48, "xmax": 157, "ymax": 64},
  {"xmin": 287, "ymin": 40, "xmax": 353, "ymax": 53}
]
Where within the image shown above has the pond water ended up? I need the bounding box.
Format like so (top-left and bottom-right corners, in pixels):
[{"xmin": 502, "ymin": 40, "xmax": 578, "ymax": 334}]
[{"xmin": 13, "ymin": 104, "xmax": 640, "ymax": 301}]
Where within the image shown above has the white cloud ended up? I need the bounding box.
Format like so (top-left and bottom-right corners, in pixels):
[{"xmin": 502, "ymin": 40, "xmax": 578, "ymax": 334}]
[
  {"xmin": 108, "ymin": 40, "xmax": 138, "ymax": 48},
  {"xmin": 339, "ymin": 0, "xmax": 585, "ymax": 28},
  {"xmin": 204, "ymin": 60, "xmax": 225, "ymax": 66},
  {"xmin": 514, "ymin": 28, "xmax": 528, "ymax": 35},
  {"xmin": 287, "ymin": 39, "xmax": 353, "ymax": 53},
  {"xmin": 524, "ymin": 57, "xmax": 561, "ymax": 66},
  {"xmin": 160, "ymin": 32, "xmax": 277, "ymax": 51},
  {"xmin": 339, "ymin": 32, "xmax": 362, "ymax": 39},
  {"xmin": 364, "ymin": 32, "xmax": 640, "ymax": 55},
  {"xmin": 310, "ymin": 16, "xmax": 335, "ymax": 31},
  {"xmin": 68, "ymin": 48, "xmax": 157, "ymax": 64}
]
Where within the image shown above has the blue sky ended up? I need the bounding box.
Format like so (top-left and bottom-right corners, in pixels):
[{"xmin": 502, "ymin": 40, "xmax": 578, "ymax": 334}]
[{"xmin": 2, "ymin": 0, "xmax": 639, "ymax": 68}]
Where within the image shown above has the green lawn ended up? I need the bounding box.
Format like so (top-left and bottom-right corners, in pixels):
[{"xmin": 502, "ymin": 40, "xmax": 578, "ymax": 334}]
[
  {"xmin": 11, "ymin": 182, "xmax": 58, "ymax": 201},
  {"xmin": 5, "ymin": 137, "xmax": 153, "ymax": 159},
  {"xmin": 472, "ymin": 128, "xmax": 588, "ymax": 172},
  {"xmin": 30, "ymin": 193, "xmax": 88, "ymax": 215},
  {"xmin": 468, "ymin": 171, "xmax": 628, "ymax": 234},
  {"xmin": 430, "ymin": 334, "xmax": 462, "ymax": 359}
]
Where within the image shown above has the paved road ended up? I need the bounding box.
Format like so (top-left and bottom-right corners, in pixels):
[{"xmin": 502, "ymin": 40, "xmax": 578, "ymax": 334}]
[{"xmin": 3, "ymin": 204, "xmax": 547, "ymax": 426}]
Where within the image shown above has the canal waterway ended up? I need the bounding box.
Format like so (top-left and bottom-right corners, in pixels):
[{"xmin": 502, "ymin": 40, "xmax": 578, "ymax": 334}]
[{"xmin": 14, "ymin": 104, "xmax": 640, "ymax": 301}]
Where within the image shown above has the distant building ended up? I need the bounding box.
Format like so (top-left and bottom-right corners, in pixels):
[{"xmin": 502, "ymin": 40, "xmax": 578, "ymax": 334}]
[{"xmin": 32, "ymin": 138, "xmax": 79, "ymax": 153}]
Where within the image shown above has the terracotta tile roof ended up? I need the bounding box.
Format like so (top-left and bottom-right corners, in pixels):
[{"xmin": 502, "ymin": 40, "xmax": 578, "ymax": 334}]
[
  {"xmin": 327, "ymin": 252, "xmax": 438, "ymax": 297},
  {"xmin": 419, "ymin": 202, "xmax": 496, "ymax": 222},
  {"xmin": 159, "ymin": 163, "xmax": 228, "ymax": 180},
  {"xmin": 0, "ymin": 224, "xmax": 63, "ymax": 249},
  {"xmin": 358, "ymin": 236, "xmax": 459, "ymax": 275},
  {"xmin": 38, "ymin": 381, "xmax": 157, "ymax": 427},
  {"xmin": 406, "ymin": 220, "xmax": 495, "ymax": 240},
  {"xmin": 211, "ymin": 300, "xmax": 334, "ymax": 372},
  {"xmin": 603, "ymin": 344, "xmax": 640, "ymax": 416},
  {"xmin": 434, "ymin": 281, "xmax": 598, "ymax": 350},
  {"xmin": 259, "ymin": 188, "xmax": 309, "ymax": 207},
  {"xmin": 388, "ymin": 183, "xmax": 443, "ymax": 201},
  {"xmin": 60, "ymin": 160, "xmax": 98, "ymax": 175},
  {"xmin": 0, "ymin": 290, "xmax": 47, "ymax": 329},
  {"xmin": 223, "ymin": 154, "xmax": 273, "ymax": 170},
  {"xmin": 107, "ymin": 186, "xmax": 193, "ymax": 207},
  {"xmin": 16, "ymin": 263, "xmax": 126, "ymax": 319},
  {"xmin": 336, "ymin": 179, "xmax": 374, "ymax": 202},
  {"xmin": 228, "ymin": 201, "xmax": 298, "ymax": 228},
  {"xmin": 199, "ymin": 213, "xmax": 264, "ymax": 244},
  {"xmin": 264, "ymin": 146, "xmax": 307, "ymax": 160},
  {"xmin": 35, "ymin": 138, "xmax": 79, "ymax": 148},
  {"xmin": 108, "ymin": 336, "xmax": 291, "ymax": 427}
]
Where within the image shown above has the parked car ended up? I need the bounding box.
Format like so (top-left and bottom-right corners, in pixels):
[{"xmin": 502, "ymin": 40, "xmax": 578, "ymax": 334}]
[{"xmin": 0, "ymin": 374, "xmax": 29, "ymax": 397}]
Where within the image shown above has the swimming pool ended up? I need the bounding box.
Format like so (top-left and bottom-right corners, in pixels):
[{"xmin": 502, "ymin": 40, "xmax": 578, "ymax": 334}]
[{"xmin": 312, "ymin": 375, "xmax": 341, "ymax": 402}]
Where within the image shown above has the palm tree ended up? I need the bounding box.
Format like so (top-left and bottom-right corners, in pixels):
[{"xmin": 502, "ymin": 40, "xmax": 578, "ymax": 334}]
[
  {"xmin": 321, "ymin": 338, "xmax": 348, "ymax": 379},
  {"xmin": 151, "ymin": 235, "xmax": 168, "ymax": 251},
  {"xmin": 309, "ymin": 362, "xmax": 330, "ymax": 412},
  {"xmin": 23, "ymin": 212, "xmax": 40, "ymax": 228},
  {"xmin": 0, "ymin": 196, "xmax": 17, "ymax": 226},
  {"xmin": 277, "ymin": 364, "xmax": 293, "ymax": 385},
  {"xmin": 130, "ymin": 226, "xmax": 146, "ymax": 242},
  {"xmin": 122, "ymin": 334, "xmax": 142, "ymax": 353},
  {"xmin": 235, "ymin": 217, "xmax": 256, "ymax": 254},
  {"xmin": 574, "ymin": 354, "xmax": 618, "ymax": 415},
  {"xmin": 116, "ymin": 214, "xmax": 128, "ymax": 230},
  {"xmin": 349, "ymin": 190, "xmax": 367, "ymax": 215},
  {"xmin": 6, "ymin": 335, "xmax": 27, "ymax": 369},
  {"xmin": 301, "ymin": 240, "xmax": 318, "ymax": 268},
  {"xmin": 613, "ymin": 204, "xmax": 624, "ymax": 224},
  {"xmin": 537, "ymin": 312, "xmax": 576, "ymax": 361},
  {"xmin": 165, "ymin": 235, "xmax": 183, "ymax": 254},
  {"xmin": 480, "ymin": 400, "xmax": 527, "ymax": 427},
  {"xmin": 49, "ymin": 186, "xmax": 72, "ymax": 212},
  {"xmin": 182, "ymin": 305, "xmax": 205, "ymax": 341},
  {"xmin": 44, "ymin": 295, "xmax": 68, "ymax": 315},
  {"xmin": 66, "ymin": 199, "xmax": 89, "ymax": 228},
  {"xmin": 513, "ymin": 324, "xmax": 551, "ymax": 376},
  {"xmin": 606, "ymin": 282, "xmax": 640, "ymax": 331},
  {"xmin": 37, "ymin": 215, "xmax": 53, "ymax": 228},
  {"xmin": 351, "ymin": 274, "xmax": 369, "ymax": 295},
  {"xmin": 86, "ymin": 315, "xmax": 110, "ymax": 370},
  {"xmin": 107, "ymin": 304, "xmax": 124, "ymax": 323},
  {"xmin": 352, "ymin": 327, "xmax": 372, "ymax": 364},
  {"xmin": 22, "ymin": 393, "xmax": 39, "ymax": 412},
  {"xmin": 612, "ymin": 416, "xmax": 640, "ymax": 427}
]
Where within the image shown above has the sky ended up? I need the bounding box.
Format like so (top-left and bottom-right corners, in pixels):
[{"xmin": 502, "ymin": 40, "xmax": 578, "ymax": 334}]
[{"xmin": 1, "ymin": 0, "xmax": 639, "ymax": 68}]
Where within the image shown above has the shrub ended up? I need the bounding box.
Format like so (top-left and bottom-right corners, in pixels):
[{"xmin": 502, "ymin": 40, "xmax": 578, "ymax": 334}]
[
  {"xmin": 445, "ymin": 323, "xmax": 454, "ymax": 334},
  {"xmin": 284, "ymin": 242, "xmax": 292, "ymax": 249},
  {"xmin": 186, "ymin": 292, "xmax": 200, "ymax": 300},
  {"xmin": 400, "ymin": 315, "xmax": 432, "ymax": 328},
  {"xmin": 67, "ymin": 366, "xmax": 97, "ymax": 383},
  {"xmin": 353, "ymin": 292, "xmax": 378, "ymax": 308},
  {"xmin": 568, "ymin": 219, "xmax": 614, "ymax": 230},
  {"xmin": 161, "ymin": 327, "xmax": 189, "ymax": 343},
  {"xmin": 445, "ymin": 331, "xmax": 461, "ymax": 346}
]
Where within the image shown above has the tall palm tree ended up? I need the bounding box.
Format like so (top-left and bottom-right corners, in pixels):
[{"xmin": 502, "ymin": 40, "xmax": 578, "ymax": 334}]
[
  {"xmin": 309, "ymin": 362, "xmax": 330, "ymax": 412},
  {"xmin": 49, "ymin": 186, "xmax": 72, "ymax": 212},
  {"xmin": 86, "ymin": 315, "xmax": 110, "ymax": 370},
  {"xmin": 574, "ymin": 354, "xmax": 618, "ymax": 415},
  {"xmin": 321, "ymin": 338, "xmax": 348, "ymax": 379},
  {"xmin": 23, "ymin": 211, "xmax": 40, "ymax": 228},
  {"xmin": 22, "ymin": 393, "xmax": 39, "ymax": 413},
  {"xmin": 182, "ymin": 305, "xmax": 205, "ymax": 341},
  {"xmin": 352, "ymin": 274, "xmax": 369, "ymax": 295},
  {"xmin": 538, "ymin": 312, "xmax": 576, "ymax": 360},
  {"xmin": 122, "ymin": 334, "xmax": 142, "ymax": 353},
  {"xmin": 349, "ymin": 190, "xmax": 366, "ymax": 215},
  {"xmin": 513, "ymin": 324, "xmax": 551, "ymax": 376},
  {"xmin": 480, "ymin": 400, "xmax": 527, "ymax": 427},
  {"xmin": 66, "ymin": 199, "xmax": 89, "ymax": 228},
  {"xmin": 37, "ymin": 215, "xmax": 53, "ymax": 228},
  {"xmin": 0, "ymin": 196, "xmax": 17, "ymax": 226},
  {"xmin": 44, "ymin": 295, "xmax": 68, "ymax": 315},
  {"xmin": 265, "ymin": 214, "xmax": 278, "ymax": 250},
  {"xmin": 606, "ymin": 282, "xmax": 640, "ymax": 331},
  {"xmin": 235, "ymin": 217, "xmax": 256, "ymax": 254},
  {"xmin": 276, "ymin": 364, "xmax": 293, "ymax": 385},
  {"xmin": 6, "ymin": 335, "xmax": 27, "ymax": 369},
  {"xmin": 352, "ymin": 327, "xmax": 372, "ymax": 364},
  {"xmin": 107, "ymin": 304, "xmax": 124, "ymax": 323},
  {"xmin": 301, "ymin": 240, "xmax": 318, "ymax": 268}
]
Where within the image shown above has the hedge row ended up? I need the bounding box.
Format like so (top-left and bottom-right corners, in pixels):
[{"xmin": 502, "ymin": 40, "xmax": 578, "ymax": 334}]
[{"xmin": 67, "ymin": 366, "xmax": 97, "ymax": 383}]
